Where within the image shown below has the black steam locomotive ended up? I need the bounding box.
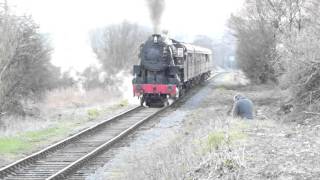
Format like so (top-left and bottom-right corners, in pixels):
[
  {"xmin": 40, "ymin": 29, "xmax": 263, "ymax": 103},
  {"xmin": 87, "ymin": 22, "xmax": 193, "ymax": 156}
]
[{"xmin": 132, "ymin": 34, "xmax": 212, "ymax": 106}]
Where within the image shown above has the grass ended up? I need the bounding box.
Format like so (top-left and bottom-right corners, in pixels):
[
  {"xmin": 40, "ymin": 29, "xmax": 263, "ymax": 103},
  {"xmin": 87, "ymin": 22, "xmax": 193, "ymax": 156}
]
[
  {"xmin": 0, "ymin": 126, "xmax": 69, "ymax": 155},
  {"xmin": 43, "ymin": 87, "xmax": 121, "ymax": 109},
  {"xmin": 229, "ymin": 130, "xmax": 247, "ymax": 141},
  {"xmin": 93, "ymin": 115, "xmax": 249, "ymax": 180},
  {"xmin": 87, "ymin": 108, "xmax": 100, "ymax": 120},
  {"xmin": 0, "ymin": 98, "xmax": 131, "ymax": 156},
  {"xmin": 92, "ymin": 73, "xmax": 270, "ymax": 180},
  {"xmin": 25, "ymin": 127, "xmax": 68, "ymax": 142},
  {"xmin": 118, "ymin": 99, "xmax": 129, "ymax": 107},
  {"xmin": 216, "ymin": 86, "xmax": 226, "ymax": 91},
  {"xmin": 0, "ymin": 137, "xmax": 30, "ymax": 154},
  {"xmin": 100, "ymin": 99, "xmax": 130, "ymax": 114},
  {"xmin": 202, "ymin": 128, "xmax": 247, "ymax": 153},
  {"xmin": 206, "ymin": 131, "xmax": 225, "ymax": 150},
  {"xmin": 0, "ymin": 116, "xmax": 81, "ymax": 155}
]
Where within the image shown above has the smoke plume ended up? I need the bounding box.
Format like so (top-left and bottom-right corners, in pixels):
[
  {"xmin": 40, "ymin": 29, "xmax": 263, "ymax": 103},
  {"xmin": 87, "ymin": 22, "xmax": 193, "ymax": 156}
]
[{"xmin": 146, "ymin": 0, "xmax": 165, "ymax": 33}]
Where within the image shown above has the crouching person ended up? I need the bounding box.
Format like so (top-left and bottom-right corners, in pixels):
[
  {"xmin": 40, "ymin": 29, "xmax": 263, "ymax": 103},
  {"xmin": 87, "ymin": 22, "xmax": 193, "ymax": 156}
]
[{"xmin": 232, "ymin": 94, "xmax": 254, "ymax": 119}]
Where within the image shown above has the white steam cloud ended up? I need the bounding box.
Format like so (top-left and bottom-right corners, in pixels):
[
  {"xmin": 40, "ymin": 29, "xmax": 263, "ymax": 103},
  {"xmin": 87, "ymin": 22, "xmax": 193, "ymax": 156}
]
[{"xmin": 146, "ymin": 0, "xmax": 165, "ymax": 34}]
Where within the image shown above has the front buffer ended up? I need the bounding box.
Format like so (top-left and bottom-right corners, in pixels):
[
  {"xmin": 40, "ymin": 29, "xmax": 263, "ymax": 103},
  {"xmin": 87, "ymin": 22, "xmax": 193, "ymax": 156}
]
[{"xmin": 133, "ymin": 84, "xmax": 177, "ymax": 107}]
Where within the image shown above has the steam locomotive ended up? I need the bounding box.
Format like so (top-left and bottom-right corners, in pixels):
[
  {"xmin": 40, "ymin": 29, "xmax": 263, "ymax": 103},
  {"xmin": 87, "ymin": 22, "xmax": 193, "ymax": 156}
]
[{"xmin": 132, "ymin": 34, "xmax": 212, "ymax": 107}]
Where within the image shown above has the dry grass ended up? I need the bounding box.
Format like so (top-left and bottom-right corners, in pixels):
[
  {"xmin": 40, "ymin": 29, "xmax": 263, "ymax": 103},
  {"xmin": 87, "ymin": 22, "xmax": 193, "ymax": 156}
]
[
  {"xmin": 88, "ymin": 72, "xmax": 320, "ymax": 180},
  {"xmin": 0, "ymin": 87, "xmax": 125, "ymax": 137},
  {"xmin": 42, "ymin": 87, "xmax": 121, "ymax": 110},
  {"xmin": 0, "ymin": 86, "xmax": 134, "ymax": 167},
  {"xmin": 88, "ymin": 73, "xmax": 285, "ymax": 180},
  {"xmin": 95, "ymin": 107, "xmax": 249, "ymax": 180},
  {"xmin": 0, "ymin": 116, "xmax": 54, "ymax": 137}
]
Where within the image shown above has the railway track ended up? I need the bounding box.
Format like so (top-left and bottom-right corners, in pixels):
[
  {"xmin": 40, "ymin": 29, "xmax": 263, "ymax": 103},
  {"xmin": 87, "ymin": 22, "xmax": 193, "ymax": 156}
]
[
  {"xmin": 0, "ymin": 106, "xmax": 169, "ymax": 180},
  {"xmin": 0, "ymin": 71, "xmax": 225, "ymax": 180}
]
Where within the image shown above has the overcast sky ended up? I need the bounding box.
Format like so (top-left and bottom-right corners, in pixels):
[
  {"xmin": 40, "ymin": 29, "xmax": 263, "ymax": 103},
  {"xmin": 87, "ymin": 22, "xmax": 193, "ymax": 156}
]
[{"xmin": 9, "ymin": 0, "xmax": 244, "ymax": 72}]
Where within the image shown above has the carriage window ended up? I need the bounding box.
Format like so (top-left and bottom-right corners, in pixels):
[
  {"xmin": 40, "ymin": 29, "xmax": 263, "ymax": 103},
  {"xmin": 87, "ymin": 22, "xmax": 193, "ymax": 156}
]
[{"xmin": 177, "ymin": 48, "xmax": 184, "ymax": 57}]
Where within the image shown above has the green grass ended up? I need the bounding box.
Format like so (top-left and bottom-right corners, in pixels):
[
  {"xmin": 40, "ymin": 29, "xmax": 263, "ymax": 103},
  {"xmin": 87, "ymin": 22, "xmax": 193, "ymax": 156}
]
[
  {"xmin": 101, "ymin": 99, "xmax": 129, "ymax": 114},
  {"xmin": 0, "ymin": 126, "xmax": 69, "ymax": 155},
  {"xmin": 25, "ymin": 127, "xmax": 68, "ymax": 142},
  {"xmin": 87, "ymin": 108, "xmax": 100, "ymax": 120},
  {"xmin": 0, "ymin": 137, "xmax": 30, "ymax": 154},
  {"xmin": 206, "ymin": 131, "xmax": 225, "ymax": 151},
  {"xmin": 216, "ymin": 86, "xmax": 226, "ymax": 91},
  {"xmin": 118, "ymin": 99, "xmax": 129, "ymax": 107},
  {"xmin": 203, "ymin": 128, "xmax": 247, "ymax": 153},
  {"xmin": 0, "ymin": 99, "xmax": 129, "ymax": 156},
  {"xmin": 228, "ymin": 131, "xmax": 247, "ymax": 142}
]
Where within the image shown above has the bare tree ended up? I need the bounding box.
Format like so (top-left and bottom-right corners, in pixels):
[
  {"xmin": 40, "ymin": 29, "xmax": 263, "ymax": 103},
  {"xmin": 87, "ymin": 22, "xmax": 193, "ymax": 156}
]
[
  {"xmin": 90, "ymin": 21, "xmax": 149, "ymax": 76},
  {"xmin": 279, "ymin": 0, "xmax": 320, "ymax": 107},
  {"xmin": 230, "ymin": 0, "xmax": 320, "ymax": 110},
  {"xmin": 0, "ymin": 6, "xmax": 58, "ymax": 115},
  {"xmin": 229, "ymin": 5, "xmax": 278, "ymax": 84},
  {"xmin": 81, "ymin": 66, "xmax": 105, "ymax": 90}
]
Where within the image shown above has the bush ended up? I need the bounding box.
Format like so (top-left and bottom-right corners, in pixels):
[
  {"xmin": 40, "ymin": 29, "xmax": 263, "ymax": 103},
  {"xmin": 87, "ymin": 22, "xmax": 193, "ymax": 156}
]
[
  {"xmin": 229, "ymin": 5, "xmax": 278, "ymax": 84},
  {"xmin": 229, "ymin": 0, "xmax": 320, "ymax": 113},
  {"xmin": 274, "ymin": 0, "xmax": 320, "ymax": 109}
]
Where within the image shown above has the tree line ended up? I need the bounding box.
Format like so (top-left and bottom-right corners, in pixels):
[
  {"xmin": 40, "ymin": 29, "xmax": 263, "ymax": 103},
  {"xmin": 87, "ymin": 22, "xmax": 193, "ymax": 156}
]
[
  {"xmin": 0, "ymin": 6, "xmax": 58, "ymax": 115},
  {"xmin": 229, "ymin": 0, "xmax": 320, "ymax": 111},
  {"xmin": 0, "ymin": 4, "xmax": 150, "ymax": 116},
  {"xmin": 0, "ymin": 2, "xmax": 235, "ymax": 116}
]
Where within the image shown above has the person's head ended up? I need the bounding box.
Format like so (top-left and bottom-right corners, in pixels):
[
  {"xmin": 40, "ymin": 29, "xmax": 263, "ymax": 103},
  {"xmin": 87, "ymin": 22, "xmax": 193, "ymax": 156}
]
[{"xmin": 233, "ymin": 94, "xmax": 244, "ymax": 102}]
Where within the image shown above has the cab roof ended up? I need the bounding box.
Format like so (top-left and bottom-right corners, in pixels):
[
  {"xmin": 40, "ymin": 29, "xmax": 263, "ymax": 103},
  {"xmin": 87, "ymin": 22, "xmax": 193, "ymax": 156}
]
[{"xmin": 180, "ymin": 43, "xmax": 212, "ymax": 55}]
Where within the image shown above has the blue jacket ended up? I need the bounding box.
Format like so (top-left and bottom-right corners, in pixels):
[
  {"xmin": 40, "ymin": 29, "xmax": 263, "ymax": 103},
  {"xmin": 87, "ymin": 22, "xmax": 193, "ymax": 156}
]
[{"xmin": 232, "ymin": 97, "xmax": 253, "ymax": 119}]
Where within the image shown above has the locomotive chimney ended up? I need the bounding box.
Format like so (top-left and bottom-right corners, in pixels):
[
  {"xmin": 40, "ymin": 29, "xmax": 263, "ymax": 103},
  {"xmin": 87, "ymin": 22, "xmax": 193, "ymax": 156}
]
[{"xmin": 152, "ymin": 34, "xmax": 161, "ymax": 43}]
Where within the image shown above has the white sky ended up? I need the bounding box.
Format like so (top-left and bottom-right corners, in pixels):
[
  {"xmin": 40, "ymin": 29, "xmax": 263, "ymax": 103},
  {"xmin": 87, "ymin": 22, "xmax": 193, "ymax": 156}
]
[{"xmin": 9, "ymin": 0, "xmax": 244, "ymax": 72}]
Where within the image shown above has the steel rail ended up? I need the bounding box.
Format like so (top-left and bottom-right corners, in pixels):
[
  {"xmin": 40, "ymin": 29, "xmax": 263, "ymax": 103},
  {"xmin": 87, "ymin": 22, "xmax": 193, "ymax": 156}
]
[
  {"xmin": 60, "ymin": 72, "xmax": 225, "ymax": 179},
  {"xmin": 0, "ymin": 71, "xmax": 225, "ymax": 180},
  {"xmin": 46, "ymin": 106, "xmax": 168, "ymax": 180},
  {"xmin": 0, "ymin": 106, "xmax": 142, "ymax": 179}
]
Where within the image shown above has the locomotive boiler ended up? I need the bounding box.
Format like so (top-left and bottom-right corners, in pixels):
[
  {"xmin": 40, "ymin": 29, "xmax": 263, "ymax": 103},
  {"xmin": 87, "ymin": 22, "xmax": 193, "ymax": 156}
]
[{"xmin": 132, "ymin": 34, "xmax": 212, "ymax": 107}]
